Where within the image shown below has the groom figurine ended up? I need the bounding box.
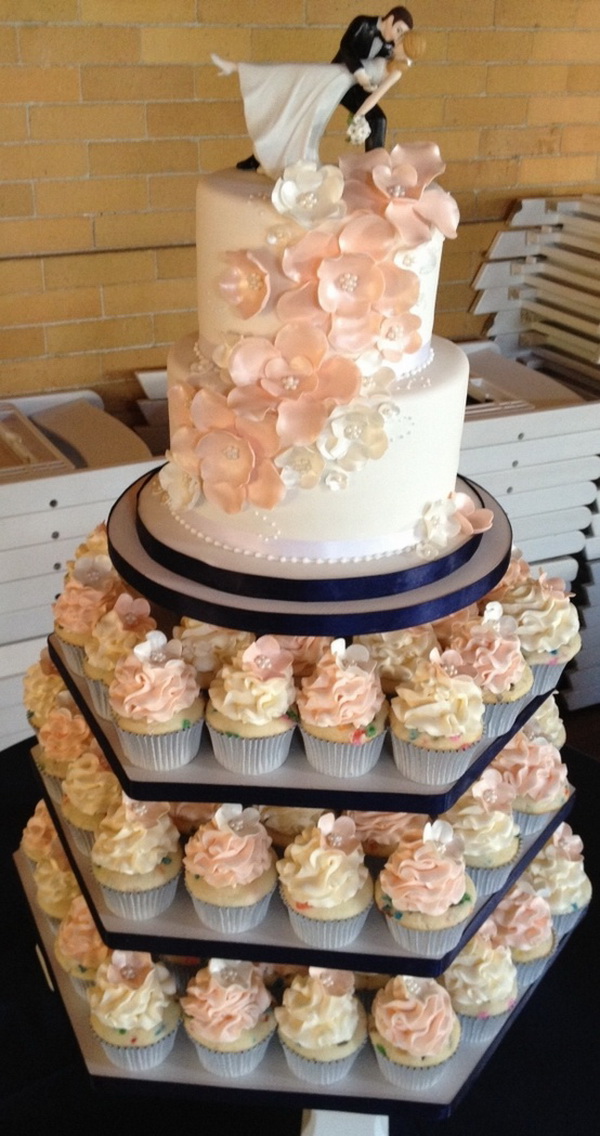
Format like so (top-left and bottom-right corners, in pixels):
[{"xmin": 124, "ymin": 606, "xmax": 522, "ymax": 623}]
[
  {"xmin": 332, "ymin": 7, "xmax": 413, "ymax": 151},
  {"xmin": 236, "ymin": 6, "xmax": 413, "ymax": 170}
]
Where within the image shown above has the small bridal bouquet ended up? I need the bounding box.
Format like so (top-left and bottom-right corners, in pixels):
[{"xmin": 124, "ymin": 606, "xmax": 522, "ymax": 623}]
[{"xmin": 346, "ymin": 114, "xmax": 371, "ymax": 145}]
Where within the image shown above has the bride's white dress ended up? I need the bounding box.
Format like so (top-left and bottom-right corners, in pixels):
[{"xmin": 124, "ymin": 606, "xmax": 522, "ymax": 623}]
[{"xmin": 224, "ymin": 57, "xmax": 388, "ymax": 179}]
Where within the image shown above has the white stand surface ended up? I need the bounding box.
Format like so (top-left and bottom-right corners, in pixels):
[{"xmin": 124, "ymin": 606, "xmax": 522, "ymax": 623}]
[{"xmin": 302, "ymin": 1110, "xmax": 388, "ymax": 1136}]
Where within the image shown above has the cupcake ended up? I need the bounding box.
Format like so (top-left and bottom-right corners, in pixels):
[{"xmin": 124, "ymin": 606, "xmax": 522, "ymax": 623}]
[
  {"xmin": 353, "ymin": 625, "xmax": 440, "ymax": 694},
  {"xmin": 206, "ymin": 636, "xmax": 297, "ymax": 774},
  {"xmin": 276, "ymin": 813, "xmax": 373, "ymax": 948},
  {"xmin": 54, "ymin": 894, "xmax": 110, "ymax": 999},
  {"xmin": 523, "ymin": 693, "xmax": 566, "ymax": 749},
  {"xmin": 389, "ymin": 648, "xmax": 485, "ymax": 785},
  {"xmin": 343, "ymin": 809, "xmax": 429, "ymax": 862},
  {"xmin": 172, "ymin": 617, "xmax": 255, "ymax": 689},
  {"xmin": 271, "ymin": 635, "xmax": 333, "ymax": 679},
  {"xmin": 184, "ymin": 804, "xmax": 277, "ymax": 932},
  {"xmin": 52, "ymin": 553, "xmax": 123, "ymax": 675},
  {"xmin": 70, "ymin": 521, "xmax": 109, "ymax": 564},
  {"xmin": 89, "ymin": 950, "xmax": 180, "ymax": 1069},
  {"xmin": 259, "ymin": 805, "xmax": 327, "ymax": 851},
  {"xmin": 441, "ymin": 919, "xmax": 518, "ymax": 1042},
  {"xmin": 22, "ymin": 648, "xmax": 66, "ymax": 734},
  {"xmin": 20, "ymin": 799, "xmax": 57, "ymax": 866},
  {"xmin": 441, "ymin": 768, "xmax": 520, "ymax": 895},
  {"xmin": 369, "ymin": 975, "xmax": 460, "ymax": 1089},
  {"xmin": 168, "ymin": 800, "xmax": 219, "ymax": 838},
  {"xmin": 60, "ymin": 750, "xmax": 121, "ymax": 855},
  {"xmin": 375, "ymin": 820, "xmax": 476, "ymax": 957},
  {"xmin": 83, "ymin": 592, "xmax": 157, "ymax": 719},
  {"xmin": 91, "ymin": 795, "xmax": 182, "ymax": 921},
  {"xmin": 492, "ymin": 879, "xmax": 554, "ymax": 986},
  {"xmin": 296, "ymin": 638, "xmax": 387, "ymax": 778},
  {"xmin": 36, "ymin": 695, "xmax": 99, "ymax": 801},
  {"xmin": 446, "ymin": 602, "xmax": 533, "ymax": 736},
  {"xmin": 33, "ymin": 839, "xmax": 81, "ymax": 927},
  {"xmin": 181, "ymin": 959, "xmax": 275, "ymax": 1076},
  {"xmin": 524, "ymin": 822, "xmax": 592, "ymax": 935},
  {"xmin": 432, "ymin": 604, "xmax": 480, "ymax": 647},
  {"xmin": 275, "ymin": 967, "xmax": 367, "ymax": 1084},
  {"xmin": 492, "ymin": 731, "xmax": 570, "ymax": 834},
  {"xmin": 108, "ymin": 630, "xmax": 204, "ymax": 770}
]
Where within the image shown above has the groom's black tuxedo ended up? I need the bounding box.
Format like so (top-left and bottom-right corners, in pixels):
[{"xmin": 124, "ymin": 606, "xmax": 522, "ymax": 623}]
[{"xmin": 331, "ymin": 15, "xmax": 394, "ymax": 149}]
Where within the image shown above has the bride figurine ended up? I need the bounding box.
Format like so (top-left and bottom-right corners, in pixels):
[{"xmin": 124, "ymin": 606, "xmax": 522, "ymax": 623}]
[{"xmin": 212, "ymin": 17, "xmax": 424, "ymax": 180}]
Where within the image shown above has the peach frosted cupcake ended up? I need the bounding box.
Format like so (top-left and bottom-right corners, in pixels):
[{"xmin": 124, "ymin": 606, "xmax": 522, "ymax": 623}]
[
  {"xmin": 491, "ymin": 731, "xmax": 570, "ymax": 834},
  {"xmin": 22, "ymin": 648, "xmax": 66, "ymax": 735},
  {"xmin": 276, "ymin": 967, "xmax": 366, "ymax": 1084},
  {"xmin": 442, "ymin": 768, "xmax": 520, "ymax": 895},
  {"xmin": 524, "ymin": 822, "xmax": 592, "ymax": 935},
  {"xmin": 60, "ymin": 749, "xmax": 121, "ymax": 855},
  {"xmin": 297, "ymin": 638, "xmax": 387, "ymax": 778},
  {"xmin": 441, "ymin": 919, "xmax": 518, "ymax": 1042},
  {"xmin": 447, "ymin": 602, "xmax": 533, "ymax": 737},
  {"xmin": 353, "ymin": 625, "xmax": 440, "ymax": 694},
  {"xmin": 271, "ymin": 635, "xmax": 333, "ymax": 679},
  {"xmin": 20, "ymin": 799, "xmax": 57, "ymax": 866},
  {"xmin": 89, "ymin": 950, "xmax": 180, "ymax": 1070},
  {"xmin": 109, "ymin": 630, "xmax": 204, "ymax": 770},
  {"xmin": 342, "ymin": 809, "xmax": 429, "ymax": 862},
  {"xmin": 276, "ymin": 813, "xmax": 373, "ymax": 948},
  {"xmin": 375, "ymin": 819, "xmax": 476, "ymax": 957},
  {"xmin": 182, "ymin": 959, "xmax": 275, "ymax": 1076},
  {"xmin": 54, "ymin": 894, "xmax": 110, "ymax": 999},
  {"xmin": 369, "ymin": 975, "xmax": 460, "ymax": 1089},
  {"xmin": 36, "ymin": 695, "xmax": 99, "ymax": 801},
  {"xmin": 52, "ymin": 553, "xmax": 123, "ymax": 675},
  {"xmin": 184, "ymin": 804, "xmax": 277, "ymax": 932},
  {"xmin": 83, "ymin": 591, "xmax": 156, "ymax": 719},
  {"xmin": 206, "ymin": 636, "xmax": 297, "ymax": 774},
  {"xmin": 172, "ymin": 617, "xmax": 255, "ymax": 689},
  {"xmin": 492, "ymin": 879, "xmax": 554, "ymax": 987},
  {"xmin": 91, "ymin": 795, "xmax": 182, "ymax": 921}
]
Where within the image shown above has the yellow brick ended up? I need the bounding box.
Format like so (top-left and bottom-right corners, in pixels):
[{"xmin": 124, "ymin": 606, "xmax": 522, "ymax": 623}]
[
  {"xmin": 452, "ymin": 221, "xmax": 503, "ymax": 257},
  {"xmin": 81, "ymin": 0, "xmax": 196, "ymax": 22},
  {"xmin": 404, "ymin": 64, "xmax": 486, "ymax": 98},
  {"xmin": 149, "ymin": 174, "xmax": 198, "ymax": 210},
  {"xmin": 1, "ymin": 1, "xmax": 78, "ymax": 17},
  {"xmin": 20, "ymin": 26, "xmax": 140, "ymax": 65},
  {"xmin": 141, "ymin": 27, "xmax": 250, "ymax": 65},
  {"xmin": 433, "ymin": 129, "xmax": 480, "ymax": 162},
  {"xmin": 577, "ymin": 1, "xmax": 600, "ymax": 27},
  {"xmin": 479, "ymin": 126, "xmax": 561, "ymax": 160},
  {"xmin": 102, "ymin": 278, "xmax": 195, "ymax": 317},
  {"xmin": 1, "ymin": 142, "xmax": 88, "ymax": 180},
  {"xmin": 0, "ymin": 353, "xmax": 103, "ymax": 398},
  {"xmin": 155, "ymin": 246, "xmax": 195, "ymax": 279},
  {"xmin": 387, "ymin": 97, "xmax": 445, "ymax": 131},
  {"xmin": 199, "ymin": 137, "xmax": 250, "ymax": 171},
  {"xmin": 0, "ymin": 216, "xmax": 92, "ymax": 257},
  {"xmin": 0, "ymin": 65, "xmax": 80, "ymax": 104},
  {"xmin": 519, "ymin": 154, "xmax": 598, "ymax": 186},
  {"xmin": 100, "ymin": 345, "xmax": 168, "ymax": 376},
  {"xmin": 44, "ymin": 249, "xmax": 155, "ymax": 290},
  {"xmin": 448, "ymin": 157, "xmax": 520, "ymax": 191},
  {"xmin": 0, "ymin": 286, "xmax": 101, "ymax": 328},
  {"xmin": 30, "ymin": 102, "xmax": 146, "ymax": 141},
  {"xmin": 0, "ymin": 325, "xmax": 45, "ymax": 361},
  {"xmin": 444, "ymin": 96, "xmax": 528, "ymax": 128},
  {"xmin": 150, "ymin": 98, "xmax": 246, "ymax": 138},
  {"xmin": 89, "ymin": 139, "xmax": 197, "ymax": 175},
  {"xmin": 0, "ymin": 258, "xmax": 43, "ymax": 297},
  {"xmin": 438, "ymin": 281, "xmax": 476, "ymax": 313},
  {"xmin": 487, "ymin": 64, "xmax": 568, "ymax": 97},
  {"xmin": 532, "ymin": 31, "xmax": 600, "ymax": 63},
  {"xmin": 495, "ymin": 0, "xmax": 578, "ymax": 25},
  {"xmin": 0, "ymin": 107, "xmax": 28, "ymax": 141},
  {"xmin": 447, "ymin": 31, "xmax": 534, "ymax": 63},
  {"xmin": 252, "ymin": 27, "xmax": 333, "ymax": 62},
  {"xmin": 35, "ymin": 177, "xmax": 148, "ymax": 217},
  {"xmin": 562, "ymin": 124, "xmax": 600, "ymax": 153},
  {"xmin": 153, "ymin": 311, "xmax": 196, "ymax": 342},
  {"xmin": 82, "ymin": 64, "xmax": 194, "ymax": 102},
  {"xmin": 568, "ymin": 65, "xmax": 600, "ymax": 93},
  {"xmin": 202, "ymin": 0, "xmax": 305, "ymax": 22},
  {"xmin": 418, "ymin": 0, "xmax": 497, "ymax": 29},
  {"xmin": 438, "ymin": 311, "xmax": 487, "ymax": 340},
  {"xmin": 529, "ymin": 95, "xmax": 600, "ymax": 125},
  {"xmin": 0, "ymin": 27, "xmax": 18, "ymax": 63},
  {"xmin": 94, "ymin": 210, "xmax": 195, "ymax": 250},
  {"xmin": 46, "ymin": 314, "xmax": 154, "ymax": 355},
  {"xmin": 0, "ymin": 183, "xmax": 33, "ymax": 218}
]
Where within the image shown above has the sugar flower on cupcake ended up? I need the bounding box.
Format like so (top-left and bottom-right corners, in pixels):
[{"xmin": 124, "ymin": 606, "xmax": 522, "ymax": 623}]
[
  {"xmin": 275, "ymin": 967, "xmax": 366, "ymax": 1084},
  {"xmin": 369, "ymin": 975, "xmax": 460, "ymax": 1089},
  {"xmin": 206, "ymin": 635, "xmax": 297, "ymax": 774},
  {"xmin": 183, "ymin": 803, "xmax": 277, "ymax": 933},
  {"xmin": 276, "ymin": 812, "xmax": 373, "ymax": 947},
  {"xmin": 524, "ymin": 822, "xmax": 592, "ymax": 935},
  {"xmin": 91, "ymin": 794, "xmax": 182, "ymax": 921},
  {"xmin": 375, "ymin": 819, "xmax": 476, "ymax": 957},
  {"xmin": 181, "ymin": 958, "xmax": 275, "ymax": 1077},
  {"xmin": 296, "ymin": 638, "xmax": 386, "ymax": 777},
  {"xmin": 441, "ymin": 768, "xmax": 520, "ymax": 894},
  {"xmin": 109, "ymin": 630, "xmax": 204, "ymax": 770},
  {"xmin": 89, "ymin": 949, "xmax": 180, "ymax": 1070}
]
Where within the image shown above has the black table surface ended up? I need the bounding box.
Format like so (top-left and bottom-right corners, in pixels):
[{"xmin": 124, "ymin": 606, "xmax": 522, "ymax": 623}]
[{"xmin": 2, "ymin": 736, "xmax": 599, "ymax": 1135}]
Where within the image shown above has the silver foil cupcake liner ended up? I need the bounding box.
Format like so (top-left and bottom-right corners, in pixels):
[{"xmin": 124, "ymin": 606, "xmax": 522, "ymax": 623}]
[
  {"xmin": 208, "ymin": 724, "xmax": 293, "ymax": 774},
  {"xmin": 530, "ymin": 661, "xmax": 567, "ymax": 698},
  {"xmin": 466, "ymin": 841, "xmax": 521, "ymax": 896},
  {"xmin": 283, "ymin": 894, "xmax": 371, "ymax": 947},
  {"xmin": 280, "ymin": 1037, "xmax": 365, "ymax": 1084},
  {"xmin": 189, "ymin": 886, "xmax": 274, "ymax": 933},
  {"xmin": 99, "ymin": 874, "xmax": 180, "ymax": 921},
  {"xmin": 300, "ymin": 729, "xmax": 385, "ymax": 779},
  {"xmin": 56, "ymin": 639, "xmax": 86, "ymax": 676},
  {"xmin": 97, "ymin": 1024, "xmax": 179, "ymax": 1070},
  {"xmin": 457, "ymin": 1009, "xmax": 512, "ymax": 1044},
  {"xmin": 64, "ymin": 821, "xmax": 96, "ymax": 857},
  {"xmin": 85, "ymin": 676, "xmax": 112, "ymax": 720},
  {"xmin": 114, "ymin": 720, "xmax": 203, "ymax": 770},
  {"xmin": 513, "ymin": 807, "xmax": 556, "ymax": 836},
  {"xmin": 381, "ymin": 912, "xmax": 467, "ymax": 958},
  {"xmin": 552, "ymin": 906, "xmax": 588, "ymax": 937},
  {"xmin": 390, "ymin": 733, "xmax": 486, "ymax": 787},
  {"xmin": 372, "ymin": 1043, "xmax": 450, "ymax": 1089},
  {"xmin": 190, "ymin": 1032, "xmax": 273, "ymax": 1077},
  {"xmin": 483, "ymin": 696, "xmax": 530, "ymax": 739}
]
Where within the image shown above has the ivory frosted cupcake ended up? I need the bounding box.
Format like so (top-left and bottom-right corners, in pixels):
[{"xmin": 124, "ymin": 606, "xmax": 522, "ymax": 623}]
[
  {"xmin": 275, "ymin": 967, "xmax": 367, "ymax": 1084},
  {"xmin": 442, "ymin": 768, "xmax": 520, "ymax": 895},
  {"xmin": 89, "ymin": 950, "xmax": 180, "ymax": 1070},
  {"xmin": 33, "ymin": 839, "xmax": 81, "ymax": 927},
  {"xmin": 83, "ymin": 591, "xmax": 157, "ymax": 719},
  {"xmin": 276, "ymin": 813, "xmax": 373, "ymax": 947},
  {"xmin": 52, "ymin": 553, "xmax": 123, "ymax": 675},
  {"xmin": 524, "ymin": 822, "xmax": 592, "ymax": 935},
  {"xmin": 296, "ymin": 638, "xmax": 387, "ymax": 778},
  {"xmin": 91, "ymin": 795, "xmax": 182, "ymax": 921},
  {"xmin": 109, "ymin": 630, "xmax": 204, "ymax": 770},
  {"xmin": 259, "ymin": 805, "xmax": 327, "ymax": 850},
  {"xmin": 60, "ymin": 750, "xmax": 121, "ymax": 855},
  {"xmin": 206, "ymin": 636, "xmax": 297, "ymax": 774},
  {"xmin": 54, "ymin": 894, "xmax": 110, "ymax": 999},
  {"xmin": 182, "ymin": 959, "xmax": 275, "ymax": 1076},
  {"xmin": 375, "ymin": 820, "xmax": 476, "ymax": 957},
  {"xmin": 22, "ymin": 648, "xmax": 66, "ymax": 735},
  {"xmin": 447, "ymin": 602, "xmax": 533, "ymax": 736},
  {"xmin": 172, "ymin": 617, "xmax": 255, "ymax": 689},
  {"xmin": 20, "ymin": 799, "xmax": 57, "ymax": 866},
  {"xmin": 389, "ymin": 648, "xmax": 485, "ymax": 785},
  {"xmin": 523, "ymin": 692, "xmax": 566, "ymax": 749},
  {"xmin": 343, "ymin": 809, "xmax": 429, "ymax": 862},
  {"xmin": 441, "ymin": 919, "xmax": 518, "ymax": 1042},
  {"xmin": 492, "ymin": 731, "xmax": 570, "ymax": 834},
  {"xmin": 352, "ymin": 625, "xmax": 440, "ymax": 694},
  {"xmin": 184, "ymin": 804, "xmax": 277, "ymax": 932},
  {"xmin": 492, "ymin": 879, "xmax": 554, "ymax": 987},
  {"xmin": 369, "ymin": 975, "xmax": 460, "ymax": 1089}
]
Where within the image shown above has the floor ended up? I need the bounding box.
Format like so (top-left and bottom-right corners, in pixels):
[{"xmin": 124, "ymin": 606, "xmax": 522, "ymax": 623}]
[{"xmin": 2, "ymin": 705, "xmax": 599, "ymax": 1136}]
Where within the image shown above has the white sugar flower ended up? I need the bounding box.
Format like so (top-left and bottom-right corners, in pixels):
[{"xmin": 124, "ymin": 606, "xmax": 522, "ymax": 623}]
[
  {"xmin": 272, "ymin": 160, "xmax": 346, "ymax": 228},
  {"xmin": 317, "ymin": 403, "xmax": 388, "ymax": 470},
  {"xmin": 158, "ymin": 460, "xmax": 202, "ymax": 510}
]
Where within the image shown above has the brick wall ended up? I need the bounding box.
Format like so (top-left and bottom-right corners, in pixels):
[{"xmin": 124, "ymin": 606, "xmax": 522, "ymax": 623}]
[{"xmin": 1, "ymin": 1, "xmax": 599, "ymax": 408}]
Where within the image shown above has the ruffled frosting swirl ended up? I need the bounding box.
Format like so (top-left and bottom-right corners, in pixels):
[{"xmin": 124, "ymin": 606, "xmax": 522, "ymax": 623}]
[
  {"xmin": 38, "ymin": 703, "xmax": 95, "ymax": 766},
  {"xmin": 492, "ymin": 880, "xmax": 553, "ymax": 952},
  {"xmin": 485, "ymin": 569, "xmax": 579, "ymax": 657},
  {"xmin": 525, "ymin": 823, "xmax": 591, "ymax": 911},
  {"xmin": 92, "ymin": 797, "xmax": 180, "ymax": 876},
  {"xmin": 275, "ymin": 968, "xmax": 359, "ymax": 1049},
  {"xmin": 183, "ymin": 804, "xmax": 273, "ymax": 887},
  {"xmin": 492, "ymin": 732, "xmax": 568, "ymax": 805},
  {"xmin": 84, "ymin": 593, "xmax": 156, "ymax": 674},
  {"xmin": 173, "ymin": 617, "xmax": 254, "ymax": 676},
  {"xmin": 259, "ymin": 806, "xmax": 326, "ymax": 837},
  {"xmin": 372, "ymin": 975, "xmax": 456, "ymax": 1057},
  {"xmin": 379, "ymin": 820, "xmax": 467, "ymax": 916},
  {"xmin": 56, "ymin": 895, "xmax": 110, "ymax": 970},
  {"xmin": 34, "ymin": 848, "xmax": 80, "ymax": 911},
  {"xmin": 390, "ymin": 650, "xmax": 483, "ymax": 741},
  {"xmin": 21, "ymin": 799, "xmax": 57, "ymax": 859},
  {"xmin": 523, "ymin": 694, "xmax": 566, "ymax": 748},
  {"xmin": 353, "ymin": 625, "xmax": 439, "ymax": 686},
  {"xmin": 181, "ymin": 959, "xmax": 271, "ymax": 1043},
  {"xmin": 208, "ymin": 635, "xmax": 296, "ymax": 725},
  {"xmin": 344, "ymin": 810, "xmax": 428, "ymax": 853},
  {"xmin": 53, "ymin": 555, "xmax": 122, "ymax": 635},
  {"xmin": 272, "ymin": 635, "xmax": 334, "ymax": 678},
  {"xmin": 23, "ymin": 650, "xmax": 66, "ymax": 726},
  {"xmin": 448, "ymin": 603, "xmax": 528, "ymax": 694},
  {"xmin": 297, "ymin": 638, "xmax": 384, "ymax": 729},
  {"xmin": 109, "ymin": 631, "xmax": 200, "ymax": 723},
  {"xmin": 443, "ymin": 769, "xmax": 519, "ymax": 858},
  {"xmin": 89, "ymin": 950, "xmax": 176, "ymax": 1031},
  {"xmin": 62, "ymin": 751, "xmax": 121, "ymax": 818},
  {"xmin": 276, "ymin": 813, "xmax": 368, "ymax": 908},
  {"xmin": 442, "ymin": 930, "xmax": 517, "ymax": 1010}
]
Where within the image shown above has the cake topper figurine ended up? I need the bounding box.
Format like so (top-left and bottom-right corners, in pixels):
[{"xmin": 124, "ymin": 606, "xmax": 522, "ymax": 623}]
[{"xmin": 213, "ymin": 6, "xmax": 424, "ymax": 180}]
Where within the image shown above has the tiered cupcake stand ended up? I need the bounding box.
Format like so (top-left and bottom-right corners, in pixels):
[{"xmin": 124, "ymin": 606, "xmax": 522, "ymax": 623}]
[{"xmin": 13, "ymin": 471, "xmax": 586, "ymax": 1133}]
